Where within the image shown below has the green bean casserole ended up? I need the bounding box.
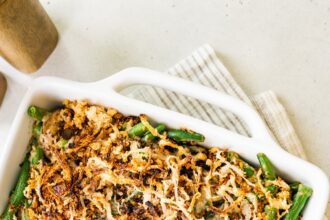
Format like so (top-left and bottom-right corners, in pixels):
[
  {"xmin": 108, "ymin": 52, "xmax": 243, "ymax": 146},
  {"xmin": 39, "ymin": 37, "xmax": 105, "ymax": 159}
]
[{"xmin": 1, "ymin": 100, "xmax": 312, "ymax": 220}]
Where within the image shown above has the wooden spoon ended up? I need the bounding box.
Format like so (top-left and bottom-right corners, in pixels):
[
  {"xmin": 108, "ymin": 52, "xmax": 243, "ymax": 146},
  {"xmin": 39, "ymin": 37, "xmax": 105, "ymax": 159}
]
[{"xmin": 0, "ymin": 0, "xmax": 58, "ymax": 73}]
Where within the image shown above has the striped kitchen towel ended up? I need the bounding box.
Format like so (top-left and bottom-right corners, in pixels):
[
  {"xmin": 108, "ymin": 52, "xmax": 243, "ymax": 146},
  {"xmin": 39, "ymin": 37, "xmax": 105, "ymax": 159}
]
[{"xmin": 124, "ymin": 44, "xmax": 328, "ymax": 219}]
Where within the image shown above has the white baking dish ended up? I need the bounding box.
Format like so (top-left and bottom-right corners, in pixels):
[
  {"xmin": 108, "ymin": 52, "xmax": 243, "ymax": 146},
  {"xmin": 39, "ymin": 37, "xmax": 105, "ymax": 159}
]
[{"xmin": 0, "ymin": 67, "xmax": 328, "ymax": 219}]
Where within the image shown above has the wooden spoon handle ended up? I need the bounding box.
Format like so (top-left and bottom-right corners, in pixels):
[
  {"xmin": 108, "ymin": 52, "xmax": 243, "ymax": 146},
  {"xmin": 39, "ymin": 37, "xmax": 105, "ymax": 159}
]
[{"xmin": 0, "ymin": 0, "xmax": 58, "ymax": 73}]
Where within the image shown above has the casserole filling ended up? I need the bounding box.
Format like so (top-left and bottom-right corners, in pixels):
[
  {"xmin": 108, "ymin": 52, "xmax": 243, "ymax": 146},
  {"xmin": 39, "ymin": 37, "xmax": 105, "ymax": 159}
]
[{"xmin": 1, "ymin": 100, "xmax": 312, "ymax": 220}]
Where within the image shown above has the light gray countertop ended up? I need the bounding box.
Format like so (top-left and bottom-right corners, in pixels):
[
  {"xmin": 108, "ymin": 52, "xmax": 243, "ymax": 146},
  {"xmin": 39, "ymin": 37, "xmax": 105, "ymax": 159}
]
[{"xmin": 0, "ymin": 0, "xmax": 329, "ymax": 216}]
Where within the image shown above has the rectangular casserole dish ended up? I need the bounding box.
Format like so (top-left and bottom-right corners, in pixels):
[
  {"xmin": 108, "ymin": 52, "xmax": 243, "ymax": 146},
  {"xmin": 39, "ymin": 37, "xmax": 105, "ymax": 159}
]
[{"xmin": 0, "ymin": 67, "xmax": 328, "ymax": 219}]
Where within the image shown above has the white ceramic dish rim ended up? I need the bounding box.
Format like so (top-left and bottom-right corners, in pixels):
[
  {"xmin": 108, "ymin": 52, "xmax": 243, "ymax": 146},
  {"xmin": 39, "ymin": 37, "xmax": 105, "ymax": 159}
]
[{"xmin": 0, "ymin": 67, "xmax": 328, "ymax": 219}]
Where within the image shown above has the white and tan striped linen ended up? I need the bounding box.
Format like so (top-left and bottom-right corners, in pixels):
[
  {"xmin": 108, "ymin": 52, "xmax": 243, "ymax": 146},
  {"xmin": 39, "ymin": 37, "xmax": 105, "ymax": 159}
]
[{"xmin": 124, "ymin": 44, "xmax": 329, "ymax": 219}]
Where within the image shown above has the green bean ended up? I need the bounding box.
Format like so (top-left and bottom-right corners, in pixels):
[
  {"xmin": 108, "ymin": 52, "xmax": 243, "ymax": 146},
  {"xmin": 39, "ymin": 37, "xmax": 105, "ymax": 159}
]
[
  {"xmin": 59, "ymin": 139, "xmax": 68, "ymax": 148},
  {"xmin": 290, "ymin": 182, "xmax": 300, "ymax": 196},
  {"xmin": 119, "ymin": 122, "xmax": 128, "ymax": 131},
  {"xmin": 266, "ymin": 185, "xmax": 278, "ymax": 195},
  {"xmin": 142, "ymin": 124, "xmax": 166, "ymax": 142},
  {"xmin": 227, "ymin": 151, "xmax": 239, "ymax": 162},
  {"xmin": 265, "ymin": 205, "xmax": 277, "ymax": 220},
  {"xmin": 167, "ymin": 129, "xmax": 205, "ymax": 142},
  {"xmin": 243, "ymin": 165, "xmax": 255, "ymax": 177},
  {"xmin": 284, "ymin": 184, "xmax": 313, "ymax": 220},
  {"xmin": 10, "ymin": 157, "xmax": 30, "ymax": 206},
  {"xmin": 33, "ymin": 122, "xmax": 42, "ymax": 138},
  {"xmin": 23, "ymin": 199, "xmax": 30, "ymax": 208},
  {"xmin": 257, "ymin": 153, "xmax": 276, "ymax": 180},
  {"xmin": 31, "ymin": 147, "xmax": 44, "ymax": 165},
  {"xmin": 22, "ymin": 209, "xmax": 29, "ymax": 220},
  {"xmin": 27, "ymin": 106, "xmax": 47, "ymax": 121},
  {"xmin": 0, "ymin": 206, "xmax": 16, "ymax": 220},
  {"xmin": 128, "ymin": 123, "xmax": 147, "ymax": 138},
  {"xmin": 31, "ymin": 138, "xmax": 38, "ymax": 147}
]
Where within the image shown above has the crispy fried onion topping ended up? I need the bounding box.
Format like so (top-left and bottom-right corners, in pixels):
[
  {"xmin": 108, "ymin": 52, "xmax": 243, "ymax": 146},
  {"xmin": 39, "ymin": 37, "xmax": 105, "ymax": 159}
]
[{"xmin": 24, "ymin": 100, "xmax": 292, "ymax": 219}]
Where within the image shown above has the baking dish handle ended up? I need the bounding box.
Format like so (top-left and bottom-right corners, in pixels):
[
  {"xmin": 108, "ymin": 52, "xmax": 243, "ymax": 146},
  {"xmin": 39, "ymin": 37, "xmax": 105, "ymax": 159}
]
[{"xmin": 96, "ymin": 67, "xmax": 276, "ymax": 145}]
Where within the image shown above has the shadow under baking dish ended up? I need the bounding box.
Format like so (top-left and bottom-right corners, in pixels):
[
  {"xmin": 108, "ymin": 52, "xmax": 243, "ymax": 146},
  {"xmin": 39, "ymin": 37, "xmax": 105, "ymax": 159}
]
[{"xmin": 0, "ymin": 73, "xmax": 6, "ymax": 106}]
